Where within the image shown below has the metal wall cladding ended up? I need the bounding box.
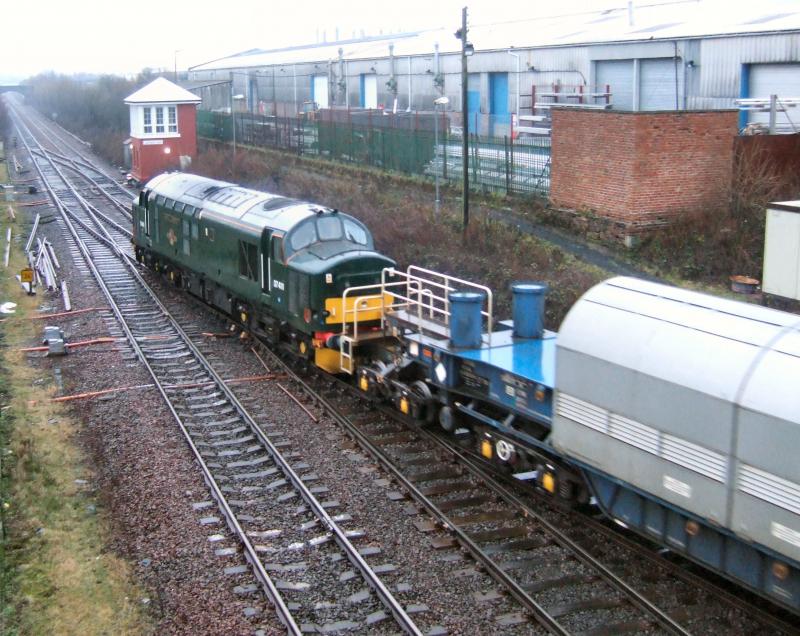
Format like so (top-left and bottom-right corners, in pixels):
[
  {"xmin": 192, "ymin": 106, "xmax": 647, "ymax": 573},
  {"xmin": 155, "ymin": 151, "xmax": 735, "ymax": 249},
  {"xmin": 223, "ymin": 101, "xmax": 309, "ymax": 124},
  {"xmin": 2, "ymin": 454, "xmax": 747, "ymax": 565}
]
[
  {"xmin": 695, "ymin": 32, "xmax": 800, "ymax": 102},
  {"xmin": 552, "ymin": 276, "xmax": 800, "ymax": 557}
]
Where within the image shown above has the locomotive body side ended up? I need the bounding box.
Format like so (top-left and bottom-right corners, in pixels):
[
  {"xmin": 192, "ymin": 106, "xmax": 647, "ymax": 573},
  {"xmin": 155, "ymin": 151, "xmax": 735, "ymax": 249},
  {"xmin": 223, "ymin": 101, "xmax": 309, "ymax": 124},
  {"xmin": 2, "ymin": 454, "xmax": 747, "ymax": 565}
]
[{"xmin": 133, "ymin": 173, "xmax": 394, "ymax": 366}]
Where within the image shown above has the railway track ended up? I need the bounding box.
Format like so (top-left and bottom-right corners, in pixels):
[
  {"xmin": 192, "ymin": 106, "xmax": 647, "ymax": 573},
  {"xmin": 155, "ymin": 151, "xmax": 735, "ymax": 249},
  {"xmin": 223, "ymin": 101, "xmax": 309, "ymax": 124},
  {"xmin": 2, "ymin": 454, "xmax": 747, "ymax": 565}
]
[
  {"xmin": 244, "ymin": 347, "xmax": 800, "ymax": 636},
  {"xmin": 8, "ymin": 96, "xmax": 799, "ymax": 635},
  {"xmin": 9, "ymin": 101, "xmax": 426, "ymax": 635},
  {"xmin": 17, "ymin": 105, "xmax": 134, "ymax": 217},
  {"xmin": 18, "ymin": 103, "xmax": 134, "ymax": 205}
]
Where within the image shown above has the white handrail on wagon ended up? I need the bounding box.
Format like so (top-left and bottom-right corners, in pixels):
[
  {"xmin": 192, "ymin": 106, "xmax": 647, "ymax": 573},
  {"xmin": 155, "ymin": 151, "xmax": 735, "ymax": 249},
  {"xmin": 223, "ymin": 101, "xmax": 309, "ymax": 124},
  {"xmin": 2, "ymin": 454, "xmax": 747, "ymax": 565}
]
[
  {"xmin": 337, "ymin": 265, "xmax": 494, "ymax": 374},
  {"xmin": 405, "ymin": 265, "xmax": 493, "ymax": 336}
]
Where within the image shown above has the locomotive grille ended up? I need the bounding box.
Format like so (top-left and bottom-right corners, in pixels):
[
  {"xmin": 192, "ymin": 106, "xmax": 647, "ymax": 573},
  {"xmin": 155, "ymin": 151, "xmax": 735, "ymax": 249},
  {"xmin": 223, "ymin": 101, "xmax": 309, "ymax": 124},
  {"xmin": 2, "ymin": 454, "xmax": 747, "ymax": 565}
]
[
  {"xmin": 661, "ymin": 434, "xmax": 727, "ymax": 482},
  {"xmin": 738, "ymin": 464, "xmax": 800, "ymax": 516},
  {"xmin": 557, "ymin": 392, "xmax": 728, "ymax": 483},
  {"xmin": 608, "ymin": 413, "xmax": 660, "ymax": 455},
  {"xmin": 556, "ymin": 393, "xmax": 607, "ymax": 433}
]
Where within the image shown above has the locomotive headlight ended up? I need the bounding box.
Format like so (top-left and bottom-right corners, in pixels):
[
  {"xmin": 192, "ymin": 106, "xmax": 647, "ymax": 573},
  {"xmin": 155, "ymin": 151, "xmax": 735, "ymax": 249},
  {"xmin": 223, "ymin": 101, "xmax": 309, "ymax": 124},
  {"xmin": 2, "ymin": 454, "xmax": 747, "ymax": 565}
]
[
  {"xmin": 325, "ymin": 273, "xmax": 333, "ymax": 284},
  {"xmin": 408, "ymin": 341, "xmax": 419, "ymax": 357}
]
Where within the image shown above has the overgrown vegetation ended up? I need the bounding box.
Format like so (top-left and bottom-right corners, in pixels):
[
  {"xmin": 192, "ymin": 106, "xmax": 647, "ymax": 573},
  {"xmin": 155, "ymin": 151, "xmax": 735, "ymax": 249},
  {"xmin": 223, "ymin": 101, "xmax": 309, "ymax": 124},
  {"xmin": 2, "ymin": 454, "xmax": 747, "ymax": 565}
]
[
  {"xmin": 194, "ymin": 144, "xmax": 605, "ymax": 325},
  {"xmin": 632, "ymin": 141, "xmax": 800, "ymax": 283},
  {"xmin": 0, "ymin": 134, "xmax": 148, "ymax": 634},
  {"xmin": 24, "ymin": 71, "xmax": 160, "ymax": 166}
]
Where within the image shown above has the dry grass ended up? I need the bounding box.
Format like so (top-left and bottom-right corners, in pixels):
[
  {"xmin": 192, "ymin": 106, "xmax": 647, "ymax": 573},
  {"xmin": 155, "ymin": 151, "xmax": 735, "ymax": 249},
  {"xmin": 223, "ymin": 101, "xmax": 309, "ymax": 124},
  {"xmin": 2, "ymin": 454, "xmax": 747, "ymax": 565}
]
[
  {"xmin": 194, "ymin": 144, "xmax": 606, "ymax": 325},
  {"xmin": 633, "ymin": 142, "xmax": 800, "ymax": 282},
  {"xmin": 0, "ymin": 190, "xmax": 149, "ymax": 635}
]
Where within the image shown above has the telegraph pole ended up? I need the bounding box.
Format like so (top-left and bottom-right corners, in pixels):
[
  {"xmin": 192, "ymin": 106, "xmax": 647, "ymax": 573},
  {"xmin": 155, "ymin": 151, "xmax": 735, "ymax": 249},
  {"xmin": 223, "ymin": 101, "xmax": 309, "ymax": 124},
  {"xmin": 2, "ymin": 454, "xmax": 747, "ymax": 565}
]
[{"xmin": 459, "ymin": 6, "xmax": 470, "ymax": 230}]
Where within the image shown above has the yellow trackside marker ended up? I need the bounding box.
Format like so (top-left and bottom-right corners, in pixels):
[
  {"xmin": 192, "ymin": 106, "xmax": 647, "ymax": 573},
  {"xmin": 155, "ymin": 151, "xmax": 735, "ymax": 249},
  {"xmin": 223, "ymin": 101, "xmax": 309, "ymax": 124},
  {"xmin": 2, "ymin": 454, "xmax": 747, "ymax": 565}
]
[
  {"xmin": 542, "ymin": 472, "xmax": 556, "ymax": 494},
  {"xmin": 240, "ymin": 312, "xmax": 247, "ymax": 323},
  {"xmin": 399, "ymin": 397, "xmax": 409, "ymax": 415},
  {"xmin": 359, "ymin": 376, "xmax": 369, "ymax": 392},
  {"xmin": 299, "ymin": 341, "xmax": 307, "ymax": 355},
  {"xmin": 481, "ymin": 439, "xmax": 493, "ymax": 459}
]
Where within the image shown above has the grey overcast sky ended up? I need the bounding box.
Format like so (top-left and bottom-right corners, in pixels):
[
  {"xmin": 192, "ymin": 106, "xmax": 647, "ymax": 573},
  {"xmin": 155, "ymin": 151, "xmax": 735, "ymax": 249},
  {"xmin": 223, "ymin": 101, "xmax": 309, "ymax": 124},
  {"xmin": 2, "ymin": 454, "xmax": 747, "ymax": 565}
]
[{"xmin": 1, "ymin": 0, "xmax": 649, "ymax": 80}]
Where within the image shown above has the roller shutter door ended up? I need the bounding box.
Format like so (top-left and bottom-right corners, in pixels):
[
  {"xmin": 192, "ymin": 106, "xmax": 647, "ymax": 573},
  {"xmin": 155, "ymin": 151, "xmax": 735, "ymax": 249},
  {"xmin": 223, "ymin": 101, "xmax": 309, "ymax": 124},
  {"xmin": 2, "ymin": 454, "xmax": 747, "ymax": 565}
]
[
  {"xmin": 364, "ymin": 74, "xmax": 377, "ymax": 109},
  {"xmin": 749, "ymin": 63, "xmax": 800, "ymax": 125},
  {"xmin": 640, "ymin": 58, "xmax": 682, "ymax": 111},
  {"xmin": 312, "ymin": 75, "xmax": 329, "ymax": 109},
  {"xmin": 597, "ymin": 60, "xmax": 634, "ymax": 110}
]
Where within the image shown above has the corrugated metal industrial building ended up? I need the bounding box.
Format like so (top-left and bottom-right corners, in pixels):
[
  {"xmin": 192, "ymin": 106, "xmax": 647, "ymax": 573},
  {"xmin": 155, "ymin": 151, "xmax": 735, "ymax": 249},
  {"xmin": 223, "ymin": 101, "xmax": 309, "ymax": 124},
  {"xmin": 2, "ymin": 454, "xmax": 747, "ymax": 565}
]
[{"xmin": 188, "ymin": 0, "xmax": 800, "ymax": 133}]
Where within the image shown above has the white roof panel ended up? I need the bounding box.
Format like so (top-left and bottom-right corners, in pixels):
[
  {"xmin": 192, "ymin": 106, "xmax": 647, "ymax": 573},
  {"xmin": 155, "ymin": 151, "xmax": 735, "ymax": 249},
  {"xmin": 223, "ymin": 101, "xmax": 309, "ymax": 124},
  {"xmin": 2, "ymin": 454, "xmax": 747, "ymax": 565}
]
[
  {"xmin": 125, "ymin": 77, "xmax": 202, "ymax": 105},
  {"xmin": 191, "ymin": 0, "xmax": 800, "ymax": 71}
]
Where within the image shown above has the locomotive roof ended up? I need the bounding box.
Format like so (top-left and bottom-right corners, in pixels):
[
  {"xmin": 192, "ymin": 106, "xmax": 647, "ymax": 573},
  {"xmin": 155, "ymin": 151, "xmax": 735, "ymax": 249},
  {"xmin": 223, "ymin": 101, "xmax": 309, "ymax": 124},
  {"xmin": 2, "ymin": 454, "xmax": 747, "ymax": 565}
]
[{"xmin": 144, "ymin": 172, "xmax": 334, "ymax": 234}]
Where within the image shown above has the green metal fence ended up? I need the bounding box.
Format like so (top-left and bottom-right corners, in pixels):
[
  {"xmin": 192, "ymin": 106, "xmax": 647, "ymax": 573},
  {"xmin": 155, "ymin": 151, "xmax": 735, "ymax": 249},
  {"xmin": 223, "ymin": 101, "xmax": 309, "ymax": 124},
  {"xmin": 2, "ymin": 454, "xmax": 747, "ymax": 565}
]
[{"xmin": 197, "ymin": 110, "xmax": 550, "ymax": 197}]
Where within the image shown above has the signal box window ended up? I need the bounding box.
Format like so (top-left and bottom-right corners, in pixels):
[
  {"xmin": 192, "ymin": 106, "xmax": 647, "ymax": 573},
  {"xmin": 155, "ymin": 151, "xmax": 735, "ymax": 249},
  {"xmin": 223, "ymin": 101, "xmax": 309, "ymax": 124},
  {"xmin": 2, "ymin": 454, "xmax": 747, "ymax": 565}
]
[
  {"xmin": 239, "ymin": 241, "xmax": 258, "ymax": 281},
  {"xmin": 143, "ymin": 107, "xmax": 152, "ymax": 134},
  {"xmin": 156, "ymin": 108, "xmax": 164, "ymax": 133},
  {"xmin": 168, "ymin": 106, "xmax": 177, "ymax": 133}
]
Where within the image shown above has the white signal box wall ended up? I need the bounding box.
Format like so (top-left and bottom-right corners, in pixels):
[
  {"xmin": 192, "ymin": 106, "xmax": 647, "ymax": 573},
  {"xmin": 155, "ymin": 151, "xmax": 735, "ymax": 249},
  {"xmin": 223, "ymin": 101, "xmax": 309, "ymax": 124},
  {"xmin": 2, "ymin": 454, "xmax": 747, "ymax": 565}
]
[{"xmin": 763, "ymin": 201, "xmax": 800, "ymax": 301}]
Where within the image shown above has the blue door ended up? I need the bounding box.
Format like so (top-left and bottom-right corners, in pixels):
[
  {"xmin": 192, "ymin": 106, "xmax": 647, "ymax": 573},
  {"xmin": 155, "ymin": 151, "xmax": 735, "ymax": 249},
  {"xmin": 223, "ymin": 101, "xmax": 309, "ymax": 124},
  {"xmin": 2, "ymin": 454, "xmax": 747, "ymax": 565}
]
[
  {"xmin": 467, "ymin": 72, "xmax": 481, "ymax": 134},
  {"xmin": 490, "ymin": 72, "xmax": 509, "ymax": 135}
]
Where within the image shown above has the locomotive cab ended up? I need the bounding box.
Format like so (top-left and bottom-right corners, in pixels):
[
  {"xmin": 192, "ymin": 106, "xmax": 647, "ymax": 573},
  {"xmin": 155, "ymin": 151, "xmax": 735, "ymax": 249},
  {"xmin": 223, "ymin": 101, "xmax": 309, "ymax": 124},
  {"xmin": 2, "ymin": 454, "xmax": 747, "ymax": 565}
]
[{"xmin": 280, "ymin": 210, "xmax": 394, "ymax": 371}]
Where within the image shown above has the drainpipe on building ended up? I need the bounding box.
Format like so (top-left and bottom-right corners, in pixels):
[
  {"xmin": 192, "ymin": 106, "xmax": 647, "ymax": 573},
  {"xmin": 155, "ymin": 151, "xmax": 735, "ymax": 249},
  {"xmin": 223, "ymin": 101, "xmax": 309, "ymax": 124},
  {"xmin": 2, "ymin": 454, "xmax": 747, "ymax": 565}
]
[
  {"xmin": 338, "ymin": 48, "xmax": 347, "ymax": 106},
  {"xmin": 345, "ymin": 61, "xmax": 349, "ymax": 108},
  {"xmin": 434, "ymin": 43, "xmax": 444, "ymax": 96},
  {"xmin": 407, "ymin": 56, "xmax": 413, "ymax": 112},
  {"xmin": 328, "ymin": 59, "xmax": 334, "ymax": 107},
  {"xmin": 388, "ymin": 44, "xmax": 398, "ymax": 113},
  {"xmin": 673, "ymin": 41, "xmax": 679, "ymax": 110},
  {"xmin": 293, "ymin": 65, "xmax": 298, "ymax": 116},
  {"xmin": 508, "ymin": 49, "xmax": 520, "ymax": 117}
]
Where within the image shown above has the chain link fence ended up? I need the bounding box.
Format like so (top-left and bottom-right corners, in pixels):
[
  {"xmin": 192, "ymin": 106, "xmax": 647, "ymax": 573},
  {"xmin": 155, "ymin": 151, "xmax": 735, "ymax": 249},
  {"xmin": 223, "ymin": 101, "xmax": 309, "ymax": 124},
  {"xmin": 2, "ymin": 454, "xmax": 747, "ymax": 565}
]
[{"xmin": 197, "ymin": 110, "xmax": 550, "ymax": 197}]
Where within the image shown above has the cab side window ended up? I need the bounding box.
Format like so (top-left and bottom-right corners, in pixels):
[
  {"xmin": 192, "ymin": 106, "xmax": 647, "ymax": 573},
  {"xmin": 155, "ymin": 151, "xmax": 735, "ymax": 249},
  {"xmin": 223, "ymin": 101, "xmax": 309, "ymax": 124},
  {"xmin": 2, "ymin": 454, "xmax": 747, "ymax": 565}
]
[{"xmin": 271, "ymin": 235, "xmax": 284, "ymax": 262}]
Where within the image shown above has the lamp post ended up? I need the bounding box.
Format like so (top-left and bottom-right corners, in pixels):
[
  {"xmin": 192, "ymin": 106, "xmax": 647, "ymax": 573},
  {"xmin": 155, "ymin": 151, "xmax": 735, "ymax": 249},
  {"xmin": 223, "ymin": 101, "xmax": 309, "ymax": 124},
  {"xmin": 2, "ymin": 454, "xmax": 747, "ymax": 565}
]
[
  {"xmin": 174, "ymin": 49, "xmax": 182, "ymax": 83},
  {"xmin": 433, "ymin": 96, "xmax": 449, "ymax": 218},
  {"xmin": 455, "ymin": 7, "xmax": 473, "ymax": 230}
]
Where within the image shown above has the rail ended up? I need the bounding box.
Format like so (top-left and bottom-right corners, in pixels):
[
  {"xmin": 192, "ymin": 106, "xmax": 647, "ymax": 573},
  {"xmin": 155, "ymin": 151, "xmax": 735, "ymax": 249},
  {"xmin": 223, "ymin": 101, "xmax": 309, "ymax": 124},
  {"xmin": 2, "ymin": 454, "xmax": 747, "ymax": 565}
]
[{"xmin": 11, "ymin": 100, "xmax": 422, "ymax": 636}]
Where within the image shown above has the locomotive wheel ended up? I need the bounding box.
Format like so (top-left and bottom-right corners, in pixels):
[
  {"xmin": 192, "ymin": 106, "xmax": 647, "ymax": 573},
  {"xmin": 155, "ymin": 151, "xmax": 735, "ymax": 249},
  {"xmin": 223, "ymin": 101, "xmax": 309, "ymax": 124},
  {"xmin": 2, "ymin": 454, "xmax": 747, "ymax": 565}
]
[
  {"xmin": 410, "ymin": 380, "xmax": 435, "ymax": 424},
  {"xmin": 439, "ymin": 406, "xmax": 456, "ymax": 433}
]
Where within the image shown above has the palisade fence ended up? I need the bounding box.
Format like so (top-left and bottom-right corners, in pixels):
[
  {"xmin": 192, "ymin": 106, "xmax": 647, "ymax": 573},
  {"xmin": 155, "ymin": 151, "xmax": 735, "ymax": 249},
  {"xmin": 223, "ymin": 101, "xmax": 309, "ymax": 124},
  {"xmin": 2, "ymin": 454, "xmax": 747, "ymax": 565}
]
[{"xmin": 197, "ymin": 110, "xmax": 551, "ymax": 197}]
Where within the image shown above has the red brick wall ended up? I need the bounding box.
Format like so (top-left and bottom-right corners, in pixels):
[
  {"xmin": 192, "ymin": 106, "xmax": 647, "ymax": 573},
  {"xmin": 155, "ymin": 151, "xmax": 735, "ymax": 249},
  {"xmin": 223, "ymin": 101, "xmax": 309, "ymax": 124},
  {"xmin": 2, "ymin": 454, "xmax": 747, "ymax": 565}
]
[
  {"xmin": 130, "ymin": 104, "xmax": 199, "ymax": 183},
  {"xmin": 550, "ymin": 109, "xmax": 738, "ymax": 233}
]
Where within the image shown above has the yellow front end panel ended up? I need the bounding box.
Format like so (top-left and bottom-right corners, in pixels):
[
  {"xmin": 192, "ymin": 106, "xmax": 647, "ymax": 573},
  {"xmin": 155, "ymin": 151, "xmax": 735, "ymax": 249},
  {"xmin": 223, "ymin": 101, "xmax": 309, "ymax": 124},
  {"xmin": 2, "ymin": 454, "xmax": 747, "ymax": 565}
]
[
  {"xmin": 315, "ymin": 348, "xmax": 343, "ymax": 374},
  {"xmin": 325, "ymin": 293, "xmax": 393, "ymax": 325}
]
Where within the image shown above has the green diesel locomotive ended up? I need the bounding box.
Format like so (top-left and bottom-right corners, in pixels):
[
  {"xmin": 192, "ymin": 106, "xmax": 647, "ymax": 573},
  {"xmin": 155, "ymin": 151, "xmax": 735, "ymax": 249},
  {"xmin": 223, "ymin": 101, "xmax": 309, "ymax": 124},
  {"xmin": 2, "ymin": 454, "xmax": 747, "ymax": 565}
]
[{"xmin": 132, "ymin": 173, "xmax": 394, "ymax": 372}]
